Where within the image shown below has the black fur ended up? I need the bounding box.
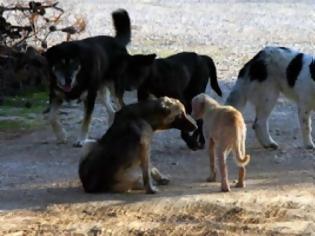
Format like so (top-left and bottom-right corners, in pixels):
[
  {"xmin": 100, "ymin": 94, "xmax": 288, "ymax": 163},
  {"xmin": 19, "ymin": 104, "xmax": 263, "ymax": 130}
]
[
  {"xmin": 118, "ymin": 52, "xmax": 222, "ymax": 150},
  {"xmin": 79, "ymin": 97, "xmax": 197, "ymax": 193},
  {"xmin": 286, "ymin": 53, "xmax": 303, "ymax": 87},
  {"xmin": 279, "ymin": 46, "xmax": 291, "ymax": 52},
  {"xmin": 249, "ymin": 59, "xmax": 267, "ymax": 82},
  {"xmin": 44, "ymin": 9, "xmax": 157, "ymax": 145},
  {"xmin": 112, "ymin": 9, "xmax": 131, "ymax": 46},
  {"xmin": 239, "ymin": 51, "xmax": 267, "ymax": 82},
  {"xmin": 309, "ymin": 59, "xmax": 315, "ymax": 82}
]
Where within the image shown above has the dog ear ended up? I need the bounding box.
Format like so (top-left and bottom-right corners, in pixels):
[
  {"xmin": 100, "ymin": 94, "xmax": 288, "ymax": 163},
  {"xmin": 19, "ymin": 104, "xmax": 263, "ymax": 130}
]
[
  {"xmin": 191, "ymin": 94, "xmax": 206, "ymax": 119},
  {"xmin": 131, "ymin": 54, "xmax": 156, "ymax": 66}
]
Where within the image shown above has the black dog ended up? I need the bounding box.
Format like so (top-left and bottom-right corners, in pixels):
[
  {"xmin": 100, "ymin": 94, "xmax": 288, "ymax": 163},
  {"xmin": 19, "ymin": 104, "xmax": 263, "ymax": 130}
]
[
  {"xmin": 44, "ymin": 9, "xmax": 155, "ymax": 147},
  {"xmin": 79, "ymin": 97, "xmax": 197, "ymax": 194},
  {"xmin": 116, "ymin": 52, "xmax": 223, "ymax": 150}
]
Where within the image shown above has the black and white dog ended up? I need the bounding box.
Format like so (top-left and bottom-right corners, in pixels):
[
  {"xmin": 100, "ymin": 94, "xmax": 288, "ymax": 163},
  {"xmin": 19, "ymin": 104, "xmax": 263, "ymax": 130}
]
[
  {"xmin": 44, "ymin": 9, "xmax": 154, "ymax": 147},
  {"xmin": 226, "ymin": 46, "xmax": 315, "ymax": 149},
  {"xmin": 116, "ymin": 52, "xmax": 222, "ymax": 150}
]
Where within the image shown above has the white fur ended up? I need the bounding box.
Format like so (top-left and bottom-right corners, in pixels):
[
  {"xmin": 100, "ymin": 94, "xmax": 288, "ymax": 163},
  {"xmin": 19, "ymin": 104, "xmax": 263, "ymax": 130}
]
[{"xmin": 226, "ymin": 46, "xmax": 315, "ymax": 149}]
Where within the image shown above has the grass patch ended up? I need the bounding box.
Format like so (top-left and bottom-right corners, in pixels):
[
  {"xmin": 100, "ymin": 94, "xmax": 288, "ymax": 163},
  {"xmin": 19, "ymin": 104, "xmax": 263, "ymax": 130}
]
[{"xmin": 0, "ymin": 89, "xmax": 48, "ymax": 133}]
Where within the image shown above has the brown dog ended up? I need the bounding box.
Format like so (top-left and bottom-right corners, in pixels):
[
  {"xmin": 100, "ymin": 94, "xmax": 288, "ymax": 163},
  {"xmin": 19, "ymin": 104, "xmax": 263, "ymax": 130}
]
[
  {"xmin": 79, "ymin": 96, "xmax": 197, "ymax": 194},
  {"xmin": 191, "ymin": 93, "xmax": 250, "ymax": 192}
]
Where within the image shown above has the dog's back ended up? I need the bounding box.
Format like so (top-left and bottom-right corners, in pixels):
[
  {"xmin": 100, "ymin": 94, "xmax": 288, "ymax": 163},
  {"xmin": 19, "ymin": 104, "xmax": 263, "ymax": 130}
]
[
  {"xmin": 79, "ymin": 118, "xmax": 152, "ymax": 193},
  {"xmin": 205, "ymin": 105, "xmax": 245, "ymax": 147}
]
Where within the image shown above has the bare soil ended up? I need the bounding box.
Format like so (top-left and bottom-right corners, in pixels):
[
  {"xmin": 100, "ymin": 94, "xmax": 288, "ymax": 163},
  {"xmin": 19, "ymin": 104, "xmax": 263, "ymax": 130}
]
[{"xmin": 0, "ymin": 1, "xmax": 314, "ymax": 235}]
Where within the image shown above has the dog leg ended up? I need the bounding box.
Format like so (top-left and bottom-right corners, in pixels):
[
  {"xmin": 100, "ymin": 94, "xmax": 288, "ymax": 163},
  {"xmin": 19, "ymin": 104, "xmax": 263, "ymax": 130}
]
[
  {"xmin": 252, "ymin": 88, "xmax": 279, "ymax": 149},
  {"xmin": 100, "ymin": 87, "xmax": 116, "ymax": 126},
  {"xmin": 218, "ymin": 150, "xmax": 230, "ymax": 192},
  {"xmin": 74, "ymin": 91, "xmax": 96, "ymax": 147},
  {"xmin": 181, "ymin": 131, "xmax": 199, "ymax": 150},
  {"xmin": 139, "ymin": 140, "xmax": 158, "ymax": 194},
  {"xmin": 151, "ymin": 167, "xmax": 170, "ymax": 185},
  {"xmin": 298, "ymin": 105, "xmax": 314, "ymax": 149},
  {"xmin": 197, "ymin": 119, "xmax": 205, "ymax": 148},
  {"xmin": 49, "ymin": 99, "xmax": 67, "ymax": 143},
  {"xmin": 235, "ymin": 167, "xmax": 246, "ymax": 188},
  {"xmin": 206, "ymin": 139, "xmax": 216, "ymax": 182}
]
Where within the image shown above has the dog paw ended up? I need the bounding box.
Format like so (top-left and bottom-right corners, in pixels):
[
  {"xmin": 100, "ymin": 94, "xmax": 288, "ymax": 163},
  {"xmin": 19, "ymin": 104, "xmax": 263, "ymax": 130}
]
[
  {"xmin": 221, "ymin": 184, "xmax": 231, "ymax": 192},
  {"xmin": 304, "ymin": 143, "xmax": 315, "ymax": 149},
  {"xmin": 186, "ymin": 142, "xmax": 200, "ymax": 151},
  {"xmin": 146, "ymin": 186, "xmax": 159, "ymax": 194},
  {"xmin": 221, "ymin": 187, "xmax": 231, "ymax": 192},
  {"xmin": 157, "ymin": 177, "xmax": 170, "ymax": 185},
  {"xmin": 206, "ymin": 174, "xmax": 216, "ymax": 182},
  {"xmin": 263, "ymin": 142, "xmax": 278, "ymax": 150},
  {"xmin": 235, "ymin": 181, "xmax": 245, "ymax": 188},
  {"xmin": 73, "ymin": 140, "xmax": 86, "ymax": 147}
]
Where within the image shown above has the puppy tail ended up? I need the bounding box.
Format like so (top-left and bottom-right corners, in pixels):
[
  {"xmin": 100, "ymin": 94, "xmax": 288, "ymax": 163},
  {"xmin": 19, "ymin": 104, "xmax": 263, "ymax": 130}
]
[
  {"xmin": 202, "ymin": 55, "xmax": 222, "ymax": 97},
  {"xmin": 233, "ymin": 130, "xmax": 250, "ymax": 167},
  {"xmin": 112, "ymin": 9, "xmax": 131, "ymax": 46}
]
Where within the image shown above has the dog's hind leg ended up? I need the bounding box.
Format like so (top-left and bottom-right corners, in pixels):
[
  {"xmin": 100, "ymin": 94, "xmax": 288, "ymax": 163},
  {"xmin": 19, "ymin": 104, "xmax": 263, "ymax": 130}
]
[
  {"xmin": 74, "ymin": 91, "xmax": 97, "ymax": 147},
  {"xmin": 251, "ymin": 84, "xmax": 279, "ymax": 149},
  {"xmin": 297, "ymin": 104, "xmax": 314, "ymax": 149},
  {"xmin": 218, "ymin": 148, "xmax": 230, "ymax": 192},
  {"xmin": 49, "ymin": 98, "xmax": 67, "ymax": 143},
  {"xmin": 206, "ymin": 138, "xmax": 216, "ymax": 182}
]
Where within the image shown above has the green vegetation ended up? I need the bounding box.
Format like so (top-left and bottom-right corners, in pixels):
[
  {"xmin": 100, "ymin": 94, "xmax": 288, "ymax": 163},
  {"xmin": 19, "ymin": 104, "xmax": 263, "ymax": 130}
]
[{"xmin": 0, "ymin": 89, "xmax": 48, "ymax": 132}]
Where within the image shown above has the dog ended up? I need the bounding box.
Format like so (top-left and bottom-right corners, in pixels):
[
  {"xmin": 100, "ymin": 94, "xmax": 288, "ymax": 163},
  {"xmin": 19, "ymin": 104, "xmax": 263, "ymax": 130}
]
[
  {"xmin": 115, "ymin": 51, "xmax": 223, "ymax": 150},
  {"xmin": 79, "ymin": 97, "xmax": 197, "ymax": 194},
  {"xmin": 226, "ymin": 46, "xmax": 315, "ymax": 149},
  {"xmin": 192, "ymin": 93, "xmax": 250, "ymax": 192},
  {"xmin": 44, "ymin": 9, "xmax": 156, "ymax": 147}
]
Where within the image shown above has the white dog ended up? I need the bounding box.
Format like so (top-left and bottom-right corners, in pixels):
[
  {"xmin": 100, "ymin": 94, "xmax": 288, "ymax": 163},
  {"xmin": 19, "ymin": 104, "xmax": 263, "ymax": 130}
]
[
  {"xmin": 192, "ymin": 93, "xmax": 250, "ymax": 192},
  {"xmin": 226, "ymin": 46, "xmax": 315, "ymax": 149}
]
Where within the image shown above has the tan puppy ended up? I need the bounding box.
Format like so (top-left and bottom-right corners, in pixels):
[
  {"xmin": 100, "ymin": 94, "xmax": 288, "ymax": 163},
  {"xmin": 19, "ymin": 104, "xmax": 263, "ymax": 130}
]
[{"xmin": 191, "ymin": 93, "xmax": 250, "ymax": 192}]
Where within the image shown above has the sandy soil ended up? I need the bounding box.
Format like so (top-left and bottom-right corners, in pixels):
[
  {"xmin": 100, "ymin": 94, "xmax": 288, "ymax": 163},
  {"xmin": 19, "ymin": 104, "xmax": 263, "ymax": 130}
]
[{"xmin": 1, "ymin": 1, "xmax": 315, "ymax": 235}]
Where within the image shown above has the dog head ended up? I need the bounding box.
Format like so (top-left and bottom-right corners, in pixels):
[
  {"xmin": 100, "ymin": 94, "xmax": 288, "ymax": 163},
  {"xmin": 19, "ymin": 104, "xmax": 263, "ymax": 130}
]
[
  {"xmin": 44, "ymin": 43, "xmax": 81, "ymax": 93},
  {"xmin": 118, "ymin": 53, "xmax": 156, "ymax": 91},
  {"xmin": 191, "ymin": 93, "xmax": 219, "ymax": 120},
  {"xmin": 157, "ymin": 96, "xmax": 197, "ymax": 132}
]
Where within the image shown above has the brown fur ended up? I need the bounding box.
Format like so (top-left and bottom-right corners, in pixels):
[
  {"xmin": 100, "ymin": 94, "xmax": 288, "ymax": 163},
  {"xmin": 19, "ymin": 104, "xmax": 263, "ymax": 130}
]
[
  {"xmin": 79, "ymin": 97, "xmax": 197, "ymax": 194},
  {"xmin": 191, "ymin": 93, "xmax": 250, "ymax": 192}
]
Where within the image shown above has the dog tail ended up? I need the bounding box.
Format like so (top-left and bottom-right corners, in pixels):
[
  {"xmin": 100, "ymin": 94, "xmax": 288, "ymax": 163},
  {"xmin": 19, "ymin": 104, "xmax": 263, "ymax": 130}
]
[
  {"xmin": 233, "ymin": 126, "xmax": 250, "ymax": 167},
  {"xmin": 112, "ymin": 9, "xmax": 131, "ymax": 46},
  {"xmin": 202, "ymin": 55, "xmax": 222, "ymax": 97}
]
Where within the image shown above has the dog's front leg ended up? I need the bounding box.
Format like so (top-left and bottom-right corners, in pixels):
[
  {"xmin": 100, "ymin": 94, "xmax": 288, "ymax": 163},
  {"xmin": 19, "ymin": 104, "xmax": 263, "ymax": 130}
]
[
  {"xmin": 151, "ymin": 167, "xmax": 170, "ymax": 185},
  {"xmin": 49, "ymin": 98, "xmax": 67, "ymax": 143},
  {"xmin": 139, "ymin": 140, "xmax": 158, "ymax": 194},
  {"xmin": 298, "ymin": 105, "xmax": 314, "ymax": 149},
  {"xmin": 100, "ymin": 87, "xmax": 116, "ymax": 126},
  {"xmin": 74, "ymin": 91, "xmax": 97, "ymax": 147}
]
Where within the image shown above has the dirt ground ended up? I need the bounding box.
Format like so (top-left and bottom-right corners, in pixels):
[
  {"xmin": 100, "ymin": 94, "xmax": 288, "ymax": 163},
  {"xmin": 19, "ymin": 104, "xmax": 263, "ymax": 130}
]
[{"xmin": 1, "ymin": 1, "xmax": 315, "ymax": 235}]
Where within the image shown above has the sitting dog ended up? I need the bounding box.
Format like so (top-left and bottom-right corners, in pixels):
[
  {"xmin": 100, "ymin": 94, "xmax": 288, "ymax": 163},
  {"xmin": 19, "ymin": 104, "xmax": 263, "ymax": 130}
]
[
  {"xmin": 79, "ymin": 97, "xmax": 197, "ymax": 194},
  {"xmin": 226, "ymin": 46, "xmax": 315, "ymax": 149},
  {"xmin": 115, "ymin": 52, "xmax": 223, "ymax": 150},
  {"xmin": 44, "ymin": 9, "xmax": 155, "ymax": 147},
  {"xmin": 191, "ymin": 93, "xmax": 250, "ymax": 192}
]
